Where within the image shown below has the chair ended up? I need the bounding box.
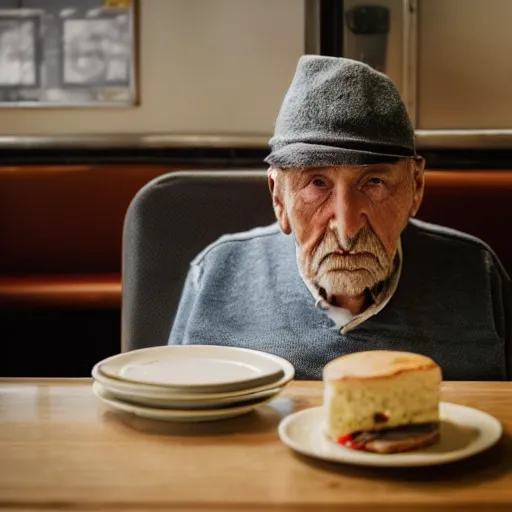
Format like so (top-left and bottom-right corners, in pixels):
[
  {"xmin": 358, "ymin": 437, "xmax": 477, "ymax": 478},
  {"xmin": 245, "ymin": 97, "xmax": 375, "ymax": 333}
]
[
  {"xmin": 121, "ymin": 170, "xmax": 274, "ymax": 352},
  {"xmin": 122, "ymin": 169, "xmax": 512, "ymax": 352}
]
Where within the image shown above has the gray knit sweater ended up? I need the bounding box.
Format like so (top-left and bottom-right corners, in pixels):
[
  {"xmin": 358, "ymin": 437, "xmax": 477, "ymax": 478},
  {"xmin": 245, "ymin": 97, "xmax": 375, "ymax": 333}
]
[{"xmin": 168, "ymin": 219, "xmax": 511, "ymax": 381}]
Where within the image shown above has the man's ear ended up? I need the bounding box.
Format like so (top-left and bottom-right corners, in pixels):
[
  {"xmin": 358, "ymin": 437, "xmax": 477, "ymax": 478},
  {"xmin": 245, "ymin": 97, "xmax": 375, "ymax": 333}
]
[
  {"xmin": 410, "ymin": 157, "xmax": 425, "ymax": 218},
  {"xmin": 267, "ymin": 168, "xmax": 291, "ymax": 234}
]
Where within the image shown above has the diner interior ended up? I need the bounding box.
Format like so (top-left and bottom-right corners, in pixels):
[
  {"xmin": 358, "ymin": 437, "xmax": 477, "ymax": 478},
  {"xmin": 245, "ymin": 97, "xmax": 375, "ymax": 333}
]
[{"xmin": 1, "ymin": 1, "xmax": 512, "ymax": 511}]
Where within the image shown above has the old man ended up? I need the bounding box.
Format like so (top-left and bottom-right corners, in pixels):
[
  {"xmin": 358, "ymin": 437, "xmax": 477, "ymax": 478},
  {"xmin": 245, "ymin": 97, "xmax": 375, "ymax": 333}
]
[{"xmin": 169, "ymin": 56, "xmax": 511, "ymax": 380}]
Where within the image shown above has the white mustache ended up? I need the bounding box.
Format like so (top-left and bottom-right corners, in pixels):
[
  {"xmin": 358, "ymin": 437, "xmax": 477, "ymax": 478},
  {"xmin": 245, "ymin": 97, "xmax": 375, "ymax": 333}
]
[{"xmin": 311, "ymin": 228, "xmax": 389, "ymax": 275}]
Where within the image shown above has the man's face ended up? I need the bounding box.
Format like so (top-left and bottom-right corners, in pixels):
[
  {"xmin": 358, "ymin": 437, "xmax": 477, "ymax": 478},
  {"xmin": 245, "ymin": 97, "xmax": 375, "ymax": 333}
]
[{"xmin": 269, "ymin": 160, "xmax": 425, "ymax": 299}]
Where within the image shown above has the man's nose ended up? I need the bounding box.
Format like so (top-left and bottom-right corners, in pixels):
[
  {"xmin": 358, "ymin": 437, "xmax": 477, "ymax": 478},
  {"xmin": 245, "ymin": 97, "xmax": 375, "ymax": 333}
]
[{"xmin": 328, "ymin": 186, "xmax": 367, "ymax": 248}]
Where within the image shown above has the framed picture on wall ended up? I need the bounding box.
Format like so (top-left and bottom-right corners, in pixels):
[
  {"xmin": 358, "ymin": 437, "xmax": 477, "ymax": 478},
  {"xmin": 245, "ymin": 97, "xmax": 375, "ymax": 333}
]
[
  {"xmin": 0, "ymin": 10, "xmax": 42, "ymax": 90},
  {"xmin": 0, "ymin": 0, "xmax": 138, "ymax": 107},
  {"xmin": 61, "ymin": 11, "xmax": 132, "ymax": 88}
]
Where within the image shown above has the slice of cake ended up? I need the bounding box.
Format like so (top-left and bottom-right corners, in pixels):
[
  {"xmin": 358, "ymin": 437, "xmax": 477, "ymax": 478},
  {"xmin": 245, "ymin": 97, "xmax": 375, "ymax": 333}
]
[{"xmin": 323, "ymin": 350, "xmax": 442, "ymax": 454}]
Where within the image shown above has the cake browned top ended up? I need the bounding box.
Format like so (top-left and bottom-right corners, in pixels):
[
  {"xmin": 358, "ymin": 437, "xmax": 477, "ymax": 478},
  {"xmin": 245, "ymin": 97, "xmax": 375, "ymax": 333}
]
[{"xmin": 323, "ymin": 350, "xmax": 440, "ymax": 382}]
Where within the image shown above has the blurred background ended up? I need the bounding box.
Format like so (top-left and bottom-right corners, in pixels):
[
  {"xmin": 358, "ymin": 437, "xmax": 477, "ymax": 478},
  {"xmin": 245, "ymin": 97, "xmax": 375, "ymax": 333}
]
[{"xmin": 2, "ymin": 0, "xmax": 511, "ymax": 377}]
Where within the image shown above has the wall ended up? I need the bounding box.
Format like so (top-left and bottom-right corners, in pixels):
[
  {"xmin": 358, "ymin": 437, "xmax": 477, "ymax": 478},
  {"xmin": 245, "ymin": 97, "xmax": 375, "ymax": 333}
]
[
  {"xmin": 343, "ymin": 0, "xmax": 512, "ymax": 130},
  {"xmin": 418, "ymin": 0, "xmax": 512, "ymax": 129},
  {"xmin": 0, "ymin": 0, "xmax": 304, "ymax": 136},
  {"xmin": 3, "ymin": 0, "xmax": 512, "ymax": 135}
]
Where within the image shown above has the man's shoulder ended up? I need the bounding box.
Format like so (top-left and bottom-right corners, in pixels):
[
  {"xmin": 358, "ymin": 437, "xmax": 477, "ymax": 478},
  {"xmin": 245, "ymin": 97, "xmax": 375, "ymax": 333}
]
[
  {"xmin": 405, "ymin": 218, "xmax": 509, "ymax": 278},
  {"xmin": 407, "ymin": 218, "xmax": 492, "ymax": 248},
  {"xmin": 191, "ymin": 222, "xmax": 288, "ymax": 266}
]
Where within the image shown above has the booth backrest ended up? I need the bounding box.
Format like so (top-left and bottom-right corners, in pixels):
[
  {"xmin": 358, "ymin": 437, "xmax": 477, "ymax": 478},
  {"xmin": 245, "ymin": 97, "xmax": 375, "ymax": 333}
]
[
  {"xmin": 1, "ymin": 167, "xmax": 511, "ymax": 277},
  {"xmin": 121, "ymin": 170, "xmax": 512, "ymax": 352}
]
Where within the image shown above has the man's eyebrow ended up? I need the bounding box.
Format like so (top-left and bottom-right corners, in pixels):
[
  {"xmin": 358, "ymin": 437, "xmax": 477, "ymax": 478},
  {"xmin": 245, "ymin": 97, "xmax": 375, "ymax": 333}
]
[
  {"xmin": 294, "ymin": 168, "xmax": 318, "ymax": 180},
  {"xmin": 360, "ymin": 165, "xmax": 396, "ymax": 175},
  {"xmin": 300, "ymin": 167, "xmax": 334, "ymax": 175}
]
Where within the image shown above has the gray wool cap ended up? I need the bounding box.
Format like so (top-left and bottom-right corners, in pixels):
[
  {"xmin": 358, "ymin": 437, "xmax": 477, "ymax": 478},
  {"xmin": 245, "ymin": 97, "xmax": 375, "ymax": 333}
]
[{"xmin": 265, "ymin": 55, "xmax": 416, "ymax": 169}]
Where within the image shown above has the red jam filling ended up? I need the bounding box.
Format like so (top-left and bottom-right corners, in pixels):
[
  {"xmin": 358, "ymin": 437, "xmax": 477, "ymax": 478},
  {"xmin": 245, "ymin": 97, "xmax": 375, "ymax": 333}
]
[{"xmin": 337, "ymin": 433, "xmax": 366, "ymax": 450}]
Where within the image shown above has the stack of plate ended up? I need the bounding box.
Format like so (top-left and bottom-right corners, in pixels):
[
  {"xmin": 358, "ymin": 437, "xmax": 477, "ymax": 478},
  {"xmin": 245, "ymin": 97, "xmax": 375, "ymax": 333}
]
[{"xmin": 91, "ymin": 345, "xmax": 295, "ymax": 422}]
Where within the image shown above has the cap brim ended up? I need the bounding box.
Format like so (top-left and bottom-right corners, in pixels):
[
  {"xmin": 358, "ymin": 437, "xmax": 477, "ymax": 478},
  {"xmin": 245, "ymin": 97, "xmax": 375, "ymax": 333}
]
[{"xmin": 264, "ymin": 142, "xmax": 416, "ymax": 169}]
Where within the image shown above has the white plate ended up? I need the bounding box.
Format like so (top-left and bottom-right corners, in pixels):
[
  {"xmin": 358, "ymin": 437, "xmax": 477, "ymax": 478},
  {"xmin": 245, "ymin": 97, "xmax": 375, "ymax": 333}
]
[
  {"xmin": 96, "ymin": 345, "xmax": 288, "ymax": 393},
  {"xmin": 278, "ymin": 403, "xmax": 502, "ymax": 467},
  {"xmin": 92, "ymin": 350, "xmax": 295, "ymax": 400},
  {"xmin": 94, "ymin": 375, "xmax": 285, "ymax": 409},
  {"xmin": 92, "ymin": 382, "xmax": 274, "ymax": 422}
]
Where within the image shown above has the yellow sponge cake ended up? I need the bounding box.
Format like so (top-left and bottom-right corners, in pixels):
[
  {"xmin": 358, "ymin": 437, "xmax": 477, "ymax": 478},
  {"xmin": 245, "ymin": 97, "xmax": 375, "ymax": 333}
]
[{"xmin": 323, "ymin": 350, "xmax": 442, "ymax": 453}]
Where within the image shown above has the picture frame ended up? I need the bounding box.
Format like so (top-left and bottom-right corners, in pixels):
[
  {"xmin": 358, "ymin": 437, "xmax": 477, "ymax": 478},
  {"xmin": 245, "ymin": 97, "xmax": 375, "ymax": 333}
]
[
  {"xmin": 61, "ymin": 10, "xmax": 132, "ymax": 88},
  {"xmin": 0, "ymin": 9, "xmax": 42, "ymax": 90},
  {"xmin": 0, "ymin": 0, "xmax": 138, "ymax": 108}
]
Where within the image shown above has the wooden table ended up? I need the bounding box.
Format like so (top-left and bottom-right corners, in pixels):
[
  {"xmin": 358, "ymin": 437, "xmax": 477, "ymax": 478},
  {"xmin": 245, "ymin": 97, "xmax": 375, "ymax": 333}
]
[{"xmin": 0, "ymin": 379, "xmax": 511, "ymax": 511}]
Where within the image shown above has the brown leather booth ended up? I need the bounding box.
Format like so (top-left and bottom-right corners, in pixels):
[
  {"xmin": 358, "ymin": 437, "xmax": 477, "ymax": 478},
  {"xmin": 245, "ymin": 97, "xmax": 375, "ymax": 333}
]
[
  {"xmin": 1, "ymin": 166, "xmax": 511, "ymax": 376},
  {"xmin": 0, "ymin": 165, "xmax": 180, "ymax": 308},
  {"xmin": 1, "ymin": 167, "xmax": 511, "ymax": 305}
]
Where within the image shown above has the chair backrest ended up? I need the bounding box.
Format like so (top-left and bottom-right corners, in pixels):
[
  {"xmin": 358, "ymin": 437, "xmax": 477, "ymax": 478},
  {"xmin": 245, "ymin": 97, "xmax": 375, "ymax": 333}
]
[
  {"xmin": 121, "ymin": 171, "xmax": 274, "ymax": 352},
  {"xmin": 122, "ymin": 169, "xmax": 512, "ymax": 352}
]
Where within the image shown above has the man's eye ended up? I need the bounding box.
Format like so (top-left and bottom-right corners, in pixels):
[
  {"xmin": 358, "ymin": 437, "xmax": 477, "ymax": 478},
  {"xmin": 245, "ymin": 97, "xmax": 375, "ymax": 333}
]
[
  {"xmin": 311, "ymin": 178, "xmax": 327, "ymax": 188},
  {"xmin": 368, "ymin": 177, "xmax": 384, "ymax": 185}
]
